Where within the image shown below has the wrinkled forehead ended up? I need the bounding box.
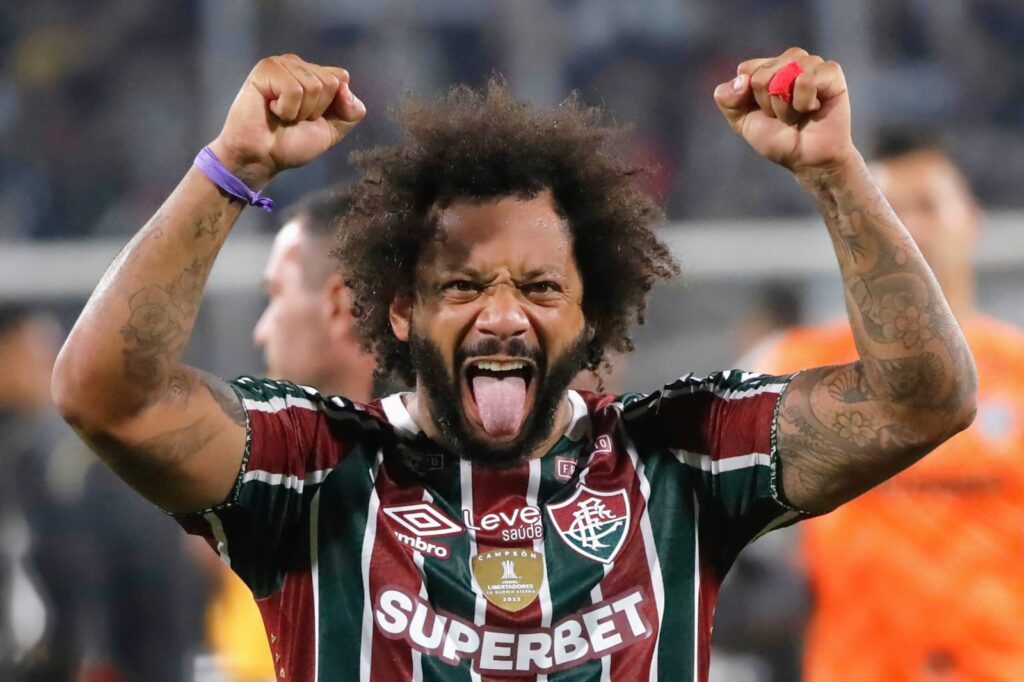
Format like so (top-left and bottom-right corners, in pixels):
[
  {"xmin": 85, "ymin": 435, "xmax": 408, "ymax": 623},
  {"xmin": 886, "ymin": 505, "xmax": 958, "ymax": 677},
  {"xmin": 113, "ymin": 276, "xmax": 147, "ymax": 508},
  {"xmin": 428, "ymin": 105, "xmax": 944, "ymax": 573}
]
[{"xmin": 417, "ymin": 192, "xmax": 577, "ymax": 277}]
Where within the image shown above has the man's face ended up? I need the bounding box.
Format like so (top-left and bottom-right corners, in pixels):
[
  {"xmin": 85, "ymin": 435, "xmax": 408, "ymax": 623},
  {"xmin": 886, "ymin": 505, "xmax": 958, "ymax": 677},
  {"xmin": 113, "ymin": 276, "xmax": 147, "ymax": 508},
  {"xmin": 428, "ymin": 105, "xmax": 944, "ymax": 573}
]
[
  {"xmin": 392, "ymin": 191, "xmax": 588, "ymax": 465},
  {"xmin": 0, "ymin": 315, "xmax": 61, "ymax": 412},
  {"xmin": 873, "ymin": 151, "xmax": 978, "ymax": 284},
  {"xmin": 254, "ymin": 219, "xmax": 361, "ymax": 386}
]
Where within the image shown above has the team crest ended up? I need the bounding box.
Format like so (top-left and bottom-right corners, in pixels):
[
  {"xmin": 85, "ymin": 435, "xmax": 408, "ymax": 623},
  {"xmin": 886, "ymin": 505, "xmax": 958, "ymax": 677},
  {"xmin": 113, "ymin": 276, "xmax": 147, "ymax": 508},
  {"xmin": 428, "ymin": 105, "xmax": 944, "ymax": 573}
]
[
  {"xmin": 471, "ymin": 549, "xmax": 544, "ymax": 613},
  {"xmin": 547, "ymin": 486, "xmax": 630, "ymax": 564}
]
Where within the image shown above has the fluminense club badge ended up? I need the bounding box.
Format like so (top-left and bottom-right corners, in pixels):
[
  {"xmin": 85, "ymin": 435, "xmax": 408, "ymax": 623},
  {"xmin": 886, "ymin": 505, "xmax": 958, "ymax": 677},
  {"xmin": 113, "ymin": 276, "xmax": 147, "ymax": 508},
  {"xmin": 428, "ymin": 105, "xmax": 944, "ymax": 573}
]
[
  {"xmin": 471, "ymin": 549, "xmax": 544, "ymax": 613},
  {"xmin": 546, "ymin": 486, "xmax": 630, "ymax": 564}
]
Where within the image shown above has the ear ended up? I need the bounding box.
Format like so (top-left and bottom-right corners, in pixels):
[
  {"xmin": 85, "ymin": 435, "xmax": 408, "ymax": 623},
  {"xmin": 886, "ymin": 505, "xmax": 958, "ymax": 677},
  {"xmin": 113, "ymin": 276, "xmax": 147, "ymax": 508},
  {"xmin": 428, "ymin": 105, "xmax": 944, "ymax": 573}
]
[
  {"xmin": 322, "ymin": 274, "xmax": 348, "ymax": 329},
  {"xmin": 389, "ymin": 295, "xmax": 413, "ymax": 342}
]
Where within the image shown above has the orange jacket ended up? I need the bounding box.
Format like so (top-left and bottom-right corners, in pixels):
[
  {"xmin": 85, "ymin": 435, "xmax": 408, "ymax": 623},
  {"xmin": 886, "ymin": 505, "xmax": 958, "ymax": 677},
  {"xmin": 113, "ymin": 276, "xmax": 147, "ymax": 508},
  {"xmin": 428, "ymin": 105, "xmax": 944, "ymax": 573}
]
[{"xmin": 751, "ymin": 316, "xmax": 1024, "ymax": 682}]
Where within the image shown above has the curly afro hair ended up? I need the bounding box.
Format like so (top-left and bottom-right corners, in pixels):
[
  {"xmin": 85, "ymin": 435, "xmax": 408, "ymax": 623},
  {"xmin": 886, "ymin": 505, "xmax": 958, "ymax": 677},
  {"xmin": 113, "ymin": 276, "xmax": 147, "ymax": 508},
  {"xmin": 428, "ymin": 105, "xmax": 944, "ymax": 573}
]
[{"xmin": 336, "ymin": 80, "xmax": 680, "ymax": 386}]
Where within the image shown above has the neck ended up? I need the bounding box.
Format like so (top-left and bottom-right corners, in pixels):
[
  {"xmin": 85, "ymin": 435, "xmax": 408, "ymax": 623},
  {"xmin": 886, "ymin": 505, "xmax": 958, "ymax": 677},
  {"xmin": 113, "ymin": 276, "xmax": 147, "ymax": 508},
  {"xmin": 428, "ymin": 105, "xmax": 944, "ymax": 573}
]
[
  {"xmin": 318, "ymin": 367, "xmax": 375, "ymax": 404},
  {"xmin": 405, "ymin": 387, "xmax": 573, "ymax": 462}
]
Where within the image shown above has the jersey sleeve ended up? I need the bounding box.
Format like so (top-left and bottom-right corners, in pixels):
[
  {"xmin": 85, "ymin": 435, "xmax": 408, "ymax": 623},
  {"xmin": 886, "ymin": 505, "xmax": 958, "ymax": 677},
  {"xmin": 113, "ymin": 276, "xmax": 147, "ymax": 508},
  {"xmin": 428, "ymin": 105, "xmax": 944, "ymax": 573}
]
[
  {"xmin": 174, "ymin": 376, "xmax": 356, "ymax": 597},
  {"xmin": 622, "ymin": 370, "xmax": 811, "ymax": 566}
]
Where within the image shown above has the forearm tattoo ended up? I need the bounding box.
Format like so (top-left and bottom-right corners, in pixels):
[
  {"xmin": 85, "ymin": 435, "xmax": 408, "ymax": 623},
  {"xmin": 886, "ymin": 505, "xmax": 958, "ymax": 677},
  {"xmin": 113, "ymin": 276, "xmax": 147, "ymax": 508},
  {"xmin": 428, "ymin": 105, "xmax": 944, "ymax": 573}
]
[
  {"xmin": 776, "ymin": 164, "xmax": 977, "ymax": 511},
  {"xmin": 117, "ymin": 206, "xmax": 245, "ymax": 432},
  {"xmin": 120, "ymin": 253, "xmax": 215, "ymax": 396}
]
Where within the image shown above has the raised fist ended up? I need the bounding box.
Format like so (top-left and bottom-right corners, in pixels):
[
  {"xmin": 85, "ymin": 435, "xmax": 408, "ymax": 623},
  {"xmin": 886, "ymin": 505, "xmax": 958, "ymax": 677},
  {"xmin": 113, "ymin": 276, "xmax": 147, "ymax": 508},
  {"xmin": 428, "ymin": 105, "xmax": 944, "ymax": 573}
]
[
  {"xmin": 714, "ymin": 47, "xmax": 855, "ymax": 174},
  {"xmin": 209, "ymin": 54, "xmax": 366, "ymax": 187}
]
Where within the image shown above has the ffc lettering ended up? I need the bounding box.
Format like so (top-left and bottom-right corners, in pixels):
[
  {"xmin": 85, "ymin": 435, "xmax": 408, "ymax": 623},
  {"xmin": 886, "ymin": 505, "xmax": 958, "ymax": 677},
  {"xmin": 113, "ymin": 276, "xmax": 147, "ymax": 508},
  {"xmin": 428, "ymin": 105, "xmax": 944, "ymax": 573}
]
[{"xmin": 374, "ymin": 585, "xmax": 652, "ymax": 675}]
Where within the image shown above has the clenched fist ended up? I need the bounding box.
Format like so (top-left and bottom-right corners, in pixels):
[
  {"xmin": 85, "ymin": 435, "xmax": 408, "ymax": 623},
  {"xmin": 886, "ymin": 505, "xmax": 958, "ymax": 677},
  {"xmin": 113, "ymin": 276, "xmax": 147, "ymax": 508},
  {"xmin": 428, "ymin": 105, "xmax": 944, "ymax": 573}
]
[
  {"xmin": 208, "ymin": 54, "xmax": 366, "ymax": 187},
  {"xmin": 714, "ymin": 47, "xmax": 855, "ymax": 174}
]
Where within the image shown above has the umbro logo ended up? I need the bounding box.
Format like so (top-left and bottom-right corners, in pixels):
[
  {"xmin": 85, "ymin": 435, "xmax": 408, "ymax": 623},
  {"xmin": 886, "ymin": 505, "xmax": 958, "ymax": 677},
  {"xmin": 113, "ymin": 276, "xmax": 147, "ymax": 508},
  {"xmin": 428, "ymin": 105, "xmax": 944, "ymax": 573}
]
[
  {"xmin": 383, "ymin": 503, "xmax": 463, "ymax": 561},
  {"xmin": 383, "ymin": 503, "xmax": 463, "ymax": 537}
]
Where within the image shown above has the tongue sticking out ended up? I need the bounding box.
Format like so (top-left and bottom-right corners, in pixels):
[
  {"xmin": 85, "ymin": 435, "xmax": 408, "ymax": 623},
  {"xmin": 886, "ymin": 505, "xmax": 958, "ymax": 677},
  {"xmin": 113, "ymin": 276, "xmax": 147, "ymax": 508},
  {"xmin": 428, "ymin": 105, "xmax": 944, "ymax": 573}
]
[{"xmin": 471, "ymin": 375, "xmax": 527, "ymax": 438}]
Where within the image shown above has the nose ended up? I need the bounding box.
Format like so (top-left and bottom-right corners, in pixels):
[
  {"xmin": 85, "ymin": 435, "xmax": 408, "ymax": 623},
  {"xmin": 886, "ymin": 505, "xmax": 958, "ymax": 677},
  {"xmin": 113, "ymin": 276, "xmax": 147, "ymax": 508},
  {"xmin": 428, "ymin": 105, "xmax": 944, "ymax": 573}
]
[
  {"xmin": 475, "ymin": 284, "xmax": 529, "ymax": 341},
  {"xmin": 253, "ymin": 309, "xmax": 269, "ymax": 349}
]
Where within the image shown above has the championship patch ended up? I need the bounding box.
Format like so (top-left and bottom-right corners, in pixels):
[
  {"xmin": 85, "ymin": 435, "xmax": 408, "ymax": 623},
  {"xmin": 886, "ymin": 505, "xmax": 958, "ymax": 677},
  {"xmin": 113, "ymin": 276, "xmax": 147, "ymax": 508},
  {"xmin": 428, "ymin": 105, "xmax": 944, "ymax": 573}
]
[
  {"xmin": 471, "ymin": 549, "xmax": 544, "ymax": 613},
  {"xmin": 547, "ymin": 486, "xmax": 630, "ymax": 564}
]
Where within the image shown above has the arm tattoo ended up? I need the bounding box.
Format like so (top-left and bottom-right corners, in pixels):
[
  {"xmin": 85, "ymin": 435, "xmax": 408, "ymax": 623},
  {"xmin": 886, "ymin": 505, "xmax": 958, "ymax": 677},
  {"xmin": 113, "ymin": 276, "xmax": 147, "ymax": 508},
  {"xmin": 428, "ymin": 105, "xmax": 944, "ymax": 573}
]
[
  {"xmin": 120, "ymin": 253, "xmax": 215, "ymax": 400},
  {"xmin": 193, "ymin": 209, "xmax": 224, "ymax": 239},
  {"xmin": 777, "ymin": 162, "xmax": 977, "ymax": 512}
]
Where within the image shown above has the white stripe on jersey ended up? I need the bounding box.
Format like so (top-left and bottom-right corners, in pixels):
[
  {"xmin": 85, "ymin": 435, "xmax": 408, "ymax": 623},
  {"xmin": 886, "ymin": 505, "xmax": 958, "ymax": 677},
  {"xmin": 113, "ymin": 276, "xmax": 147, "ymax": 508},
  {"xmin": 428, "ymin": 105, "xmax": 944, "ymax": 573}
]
[
  {"xmin": 671, "ymin": 451, "xmax": 772, "ymax": 475},
  {"xmin": 241, "ymin": 468, "xmax": 332, "ymax": 492},
  {"xmin": 310, "ymin": 488, "xmax": 323, "ymax": 681},
  {"xmin": 411, "ymin": 488, "xmax": 434, "ymax": 682},
  {"xmin": 527, "ymin": 458, "xmax": 553, "ymax": 682},
  {"xmin": 565, "ymin": 390, "xmax": 591, "ymax": 442},
  {"xmin": 661, "ymin": 371, "xmax": 786, "ymax": 401},
  {"xmin": 242, "ymin": 395, "xmax": 318, "ymax": 413},
  {"xmin": 380, "ymin": 393, "xmax": 421, "ymax": 437},
  {"xmin": 358, "ymin": 450, "xmax": 384, "ymax": 682},
  {"xmin": 460, "ymin": 459, "xmax": 485, "ymax": 682},
  {"xmin": 619, "ymin": 425, "xmax": 666, "ymax": 682},
  {"xmin": 204, "ymin": 512, "xmax": 231, "ymax": 568}
]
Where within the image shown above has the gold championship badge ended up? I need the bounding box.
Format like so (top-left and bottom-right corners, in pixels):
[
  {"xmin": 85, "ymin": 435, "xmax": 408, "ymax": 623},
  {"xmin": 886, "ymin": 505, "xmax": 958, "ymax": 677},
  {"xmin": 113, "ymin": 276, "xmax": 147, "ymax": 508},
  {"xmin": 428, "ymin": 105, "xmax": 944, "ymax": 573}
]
[{"xmin": 471, "ymin": 549, "xmax": 544, "ymax": 613}]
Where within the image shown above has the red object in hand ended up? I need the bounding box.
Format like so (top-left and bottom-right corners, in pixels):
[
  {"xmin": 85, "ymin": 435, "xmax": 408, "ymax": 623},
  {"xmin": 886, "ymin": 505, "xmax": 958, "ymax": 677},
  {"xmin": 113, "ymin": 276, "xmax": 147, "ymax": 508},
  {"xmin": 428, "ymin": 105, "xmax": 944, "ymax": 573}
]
[{"xmin": 768, "ymin": 60, "xmax": 804, "ymax": 103}]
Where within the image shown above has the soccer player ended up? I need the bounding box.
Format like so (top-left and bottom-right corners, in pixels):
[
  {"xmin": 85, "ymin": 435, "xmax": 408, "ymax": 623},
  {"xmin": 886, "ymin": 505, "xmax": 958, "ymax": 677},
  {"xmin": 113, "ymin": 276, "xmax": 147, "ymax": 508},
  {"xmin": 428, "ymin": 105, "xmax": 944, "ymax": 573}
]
[
  {"xmin": 253, "ymin": 188, "xmax": 376, "ymax": 400},
  {"xmin": 746, "ymin": 132, "xmax": 1024, "ymax": 680},
  {"xmin": 52, "ymin": 49, "xmax": 977, "ymax": 680}
]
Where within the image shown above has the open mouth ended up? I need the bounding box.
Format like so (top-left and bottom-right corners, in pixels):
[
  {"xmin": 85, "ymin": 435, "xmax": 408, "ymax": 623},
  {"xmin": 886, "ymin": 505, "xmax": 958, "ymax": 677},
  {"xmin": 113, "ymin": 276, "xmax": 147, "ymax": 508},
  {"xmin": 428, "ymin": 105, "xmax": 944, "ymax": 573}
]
[{"xmin": 463, "ymin": 358, "xmax": 537, "ymax": 440}]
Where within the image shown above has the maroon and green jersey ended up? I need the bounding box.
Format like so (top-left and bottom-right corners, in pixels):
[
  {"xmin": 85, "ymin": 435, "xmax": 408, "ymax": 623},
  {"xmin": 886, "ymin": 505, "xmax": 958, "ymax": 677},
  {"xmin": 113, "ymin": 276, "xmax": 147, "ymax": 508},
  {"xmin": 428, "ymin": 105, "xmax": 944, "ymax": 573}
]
[{"xmin": 178, "ymin": 370, "xmax": 804, "ymax": 682}]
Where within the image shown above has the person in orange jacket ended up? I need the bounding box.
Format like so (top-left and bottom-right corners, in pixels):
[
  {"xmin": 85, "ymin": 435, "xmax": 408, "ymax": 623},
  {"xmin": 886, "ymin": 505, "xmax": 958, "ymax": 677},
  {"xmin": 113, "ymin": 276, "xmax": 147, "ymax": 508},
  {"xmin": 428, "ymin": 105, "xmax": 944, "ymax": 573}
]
[{"xmin": 747, "ymin": 131, "xmax": 1024, "ymax": 681}]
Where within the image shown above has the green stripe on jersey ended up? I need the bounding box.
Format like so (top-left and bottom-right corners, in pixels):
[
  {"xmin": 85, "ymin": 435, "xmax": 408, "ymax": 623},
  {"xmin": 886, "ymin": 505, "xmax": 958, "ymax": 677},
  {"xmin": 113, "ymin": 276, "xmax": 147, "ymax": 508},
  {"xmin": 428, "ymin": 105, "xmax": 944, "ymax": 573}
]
[
  {"xmin": 543, "ymin": 439, "xmax": 608, "ymax": 682},
  {"xmin": 311, "ymin": 442, "xmax": 380, "ymax": 680},
  {"xmin": 419, "ymin": 463, "xmax": 474, "ymax": 682},
  {"xmin": 634, "ymin": 442, "xmax": 699, "ymax": 677}
]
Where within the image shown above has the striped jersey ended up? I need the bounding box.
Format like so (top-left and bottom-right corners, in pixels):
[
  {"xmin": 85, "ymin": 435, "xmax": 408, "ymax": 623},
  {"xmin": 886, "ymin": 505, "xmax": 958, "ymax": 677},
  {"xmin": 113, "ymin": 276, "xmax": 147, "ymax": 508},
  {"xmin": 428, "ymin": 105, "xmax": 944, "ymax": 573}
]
[{"xmin": 178, "ymin": 370, "xmax": 804, "ymax": 682}]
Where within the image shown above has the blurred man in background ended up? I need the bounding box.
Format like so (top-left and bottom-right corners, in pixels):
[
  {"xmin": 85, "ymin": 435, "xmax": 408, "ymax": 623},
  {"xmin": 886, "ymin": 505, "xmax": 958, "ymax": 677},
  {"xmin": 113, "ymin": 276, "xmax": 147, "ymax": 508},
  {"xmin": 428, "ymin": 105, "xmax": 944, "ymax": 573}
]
[
  {"xmin": 746, "ymin": 132, "xmax": 1024, "ymax": 680},
  {"xmin": 0, "ymin": 304, "xmax": 202, "ymax": 682},
  {"xmin": 196, "ymin": 187, "xmax": 377, "ymax": 682},
  {"xmin": 253, "ymin": 187, "xmax": 377, "ymax": 400},
  {"xmin": 0, "ymin": 305, "xmax": 66, "ymax": 680}
]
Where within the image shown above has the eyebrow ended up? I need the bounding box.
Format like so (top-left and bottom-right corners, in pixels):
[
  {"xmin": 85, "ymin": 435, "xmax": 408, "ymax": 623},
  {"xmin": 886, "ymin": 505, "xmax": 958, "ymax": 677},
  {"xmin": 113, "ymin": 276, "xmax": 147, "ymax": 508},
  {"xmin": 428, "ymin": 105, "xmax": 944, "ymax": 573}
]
[{"xmin": 440, "ymin": 266, "xmax": 566, "ymax": 279}]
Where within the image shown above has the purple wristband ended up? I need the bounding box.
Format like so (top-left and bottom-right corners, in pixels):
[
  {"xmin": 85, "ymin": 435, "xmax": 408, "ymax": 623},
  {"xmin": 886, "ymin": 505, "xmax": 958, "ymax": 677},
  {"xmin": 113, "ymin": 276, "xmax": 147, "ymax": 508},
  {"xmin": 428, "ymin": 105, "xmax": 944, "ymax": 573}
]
[{"xmin": 193, "ymin": 146, "xmax": 275, "ymax": 212}]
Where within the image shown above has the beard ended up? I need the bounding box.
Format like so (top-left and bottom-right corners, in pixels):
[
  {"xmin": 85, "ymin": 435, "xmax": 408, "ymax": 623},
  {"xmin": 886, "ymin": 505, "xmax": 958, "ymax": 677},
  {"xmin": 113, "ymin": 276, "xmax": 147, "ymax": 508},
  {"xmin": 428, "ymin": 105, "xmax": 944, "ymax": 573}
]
[{"xmin": 409, "ymin": 328, "xmax": 588, "ymax": 469}]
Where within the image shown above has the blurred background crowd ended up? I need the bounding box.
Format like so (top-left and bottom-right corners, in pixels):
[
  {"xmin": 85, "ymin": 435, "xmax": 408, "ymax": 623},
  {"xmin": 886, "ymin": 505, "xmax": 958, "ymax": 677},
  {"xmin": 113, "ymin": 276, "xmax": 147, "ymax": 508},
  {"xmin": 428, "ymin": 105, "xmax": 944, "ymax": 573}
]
[{"xmin": 2, "ymin": 1, "xmax": 1024, "ymax": 681}]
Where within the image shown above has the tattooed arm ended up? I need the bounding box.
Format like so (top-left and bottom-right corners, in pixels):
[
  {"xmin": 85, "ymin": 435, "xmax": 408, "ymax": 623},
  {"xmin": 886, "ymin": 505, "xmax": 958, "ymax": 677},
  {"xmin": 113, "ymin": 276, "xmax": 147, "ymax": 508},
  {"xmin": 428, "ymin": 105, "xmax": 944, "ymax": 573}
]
[
  {"xmin": 776, "ymin": 160, "xmax": 977, "ymax": 513},
  {"xmin": 51, "ymin": 55, "xmax": 365, "ymax": 513},
  {"xmin": 714, "ymin": 48, "xmax": 977, "ymax": 514}
]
